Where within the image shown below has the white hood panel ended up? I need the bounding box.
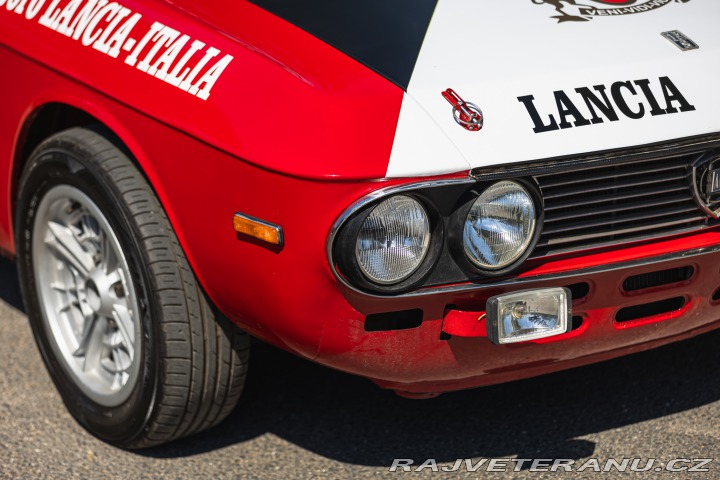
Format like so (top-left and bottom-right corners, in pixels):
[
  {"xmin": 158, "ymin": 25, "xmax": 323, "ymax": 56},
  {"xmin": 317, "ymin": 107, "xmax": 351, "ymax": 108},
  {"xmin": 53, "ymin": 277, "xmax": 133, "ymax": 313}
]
[{"xmin": 387, "ymin": 0, "xmax": 720, "ymax": 177}]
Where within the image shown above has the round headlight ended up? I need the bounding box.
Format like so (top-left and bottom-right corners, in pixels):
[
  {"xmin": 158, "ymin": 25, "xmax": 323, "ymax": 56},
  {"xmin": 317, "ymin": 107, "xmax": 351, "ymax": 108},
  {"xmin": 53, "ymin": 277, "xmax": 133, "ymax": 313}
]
[
  {"xmin": 463, "ymin": 181, "xmax": 537, "ymax": 270},
  {"xmin": 355, "ymin": 195, "xmax": 431, "ymax": 285}
]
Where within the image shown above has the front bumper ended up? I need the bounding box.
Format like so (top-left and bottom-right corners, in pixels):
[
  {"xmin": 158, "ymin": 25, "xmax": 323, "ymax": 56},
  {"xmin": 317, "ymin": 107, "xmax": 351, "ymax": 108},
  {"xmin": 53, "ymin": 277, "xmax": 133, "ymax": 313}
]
[{"xmin": 314, "ymin": 232, "xmax": 720, "ymax": 394}]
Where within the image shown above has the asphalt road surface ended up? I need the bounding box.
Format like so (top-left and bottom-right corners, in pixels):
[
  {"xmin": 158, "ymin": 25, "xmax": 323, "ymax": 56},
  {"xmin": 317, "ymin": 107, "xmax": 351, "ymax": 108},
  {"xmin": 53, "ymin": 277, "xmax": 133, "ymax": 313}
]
[{"xmin": 0, "ymin": 255, "xmax": 719, "ymax": 479}]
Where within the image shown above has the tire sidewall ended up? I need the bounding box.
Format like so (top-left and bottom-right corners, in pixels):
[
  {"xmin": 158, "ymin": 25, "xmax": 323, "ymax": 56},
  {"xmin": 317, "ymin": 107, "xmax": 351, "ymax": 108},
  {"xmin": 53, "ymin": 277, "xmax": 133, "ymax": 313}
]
[{"xmin": 15, "ymin": 133, "xmax": 160, "ymax": 446}]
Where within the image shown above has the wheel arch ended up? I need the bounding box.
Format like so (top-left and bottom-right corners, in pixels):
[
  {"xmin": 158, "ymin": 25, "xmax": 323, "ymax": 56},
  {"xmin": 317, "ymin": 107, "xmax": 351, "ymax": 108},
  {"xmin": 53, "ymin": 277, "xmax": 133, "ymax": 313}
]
[
  {"xmin": 11, "ymin": 102, "xmax": 168, "ymax": 254},
  {"xmin": 12, "ymin": 104, "xmax": 96, "ymax": 216},
  {"xmin": 9, "ymin": 98, "xmax": 277, "ymax": 346}
]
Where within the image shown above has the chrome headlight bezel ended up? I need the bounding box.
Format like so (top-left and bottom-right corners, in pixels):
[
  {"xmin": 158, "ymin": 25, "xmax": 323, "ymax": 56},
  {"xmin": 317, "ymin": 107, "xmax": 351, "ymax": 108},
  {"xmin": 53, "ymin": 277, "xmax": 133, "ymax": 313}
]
[
  {"xmin": 328, "ymin": 178, "xmax": 544, "ymax": 295},
  {"xmin": 454, "ymin": 179, "xmax": 543, "ymax": 277},
  {"xmin": 354, "ymin": 195, "xmax": 431, "ymax": 285},
  {"xmin": 332, "ymin": 194, "xmax": 444, "ymax": 293}
]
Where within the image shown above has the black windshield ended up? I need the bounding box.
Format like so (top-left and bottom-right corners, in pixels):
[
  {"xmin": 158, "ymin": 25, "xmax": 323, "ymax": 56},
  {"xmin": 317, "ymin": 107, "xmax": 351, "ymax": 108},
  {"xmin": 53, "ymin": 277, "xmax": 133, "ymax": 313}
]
[{"xmin": 249, "ymin": 0, "xmax": 438, "ymax": 90}]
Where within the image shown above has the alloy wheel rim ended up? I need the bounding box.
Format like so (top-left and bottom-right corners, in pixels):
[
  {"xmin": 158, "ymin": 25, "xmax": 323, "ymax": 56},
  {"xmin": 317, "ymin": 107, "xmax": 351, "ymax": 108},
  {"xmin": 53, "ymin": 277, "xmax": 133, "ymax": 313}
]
[{"xmin": 32, "ymin": 185, "xmax": 141, "ymax": 407}]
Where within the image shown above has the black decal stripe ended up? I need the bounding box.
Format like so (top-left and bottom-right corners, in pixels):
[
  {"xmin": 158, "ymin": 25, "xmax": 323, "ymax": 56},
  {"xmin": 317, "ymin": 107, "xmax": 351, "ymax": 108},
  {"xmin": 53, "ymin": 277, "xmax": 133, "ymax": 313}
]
[{"xmin": 248, "ymin": 0, "xmax": 438, "ymax": 90}]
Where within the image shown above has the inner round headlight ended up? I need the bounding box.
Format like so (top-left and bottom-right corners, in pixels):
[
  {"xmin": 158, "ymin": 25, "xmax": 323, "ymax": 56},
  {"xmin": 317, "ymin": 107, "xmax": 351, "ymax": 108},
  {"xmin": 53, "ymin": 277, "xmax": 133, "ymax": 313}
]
[
  {"xmin": 463, "ymin": 181, "xmax": 537, "ymax": 270},
  {"xmin": 355, "ymin": 195, "xmax": 430, "ymax": 285}
]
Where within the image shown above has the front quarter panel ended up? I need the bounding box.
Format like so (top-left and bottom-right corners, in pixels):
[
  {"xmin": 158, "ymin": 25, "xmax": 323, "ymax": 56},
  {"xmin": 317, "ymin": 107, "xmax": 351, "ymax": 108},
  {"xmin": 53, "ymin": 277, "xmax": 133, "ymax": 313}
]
[{"xmin": 0, "ymin": 0, "xmax": 412, "ymax": 357}]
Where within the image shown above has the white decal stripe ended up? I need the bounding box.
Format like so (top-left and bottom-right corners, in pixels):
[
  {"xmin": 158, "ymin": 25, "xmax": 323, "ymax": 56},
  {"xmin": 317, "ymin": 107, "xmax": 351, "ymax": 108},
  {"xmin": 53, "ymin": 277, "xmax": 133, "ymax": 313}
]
[{"xmin": 2, "ymin": 0, "xmax": 233, "ymax": 101}]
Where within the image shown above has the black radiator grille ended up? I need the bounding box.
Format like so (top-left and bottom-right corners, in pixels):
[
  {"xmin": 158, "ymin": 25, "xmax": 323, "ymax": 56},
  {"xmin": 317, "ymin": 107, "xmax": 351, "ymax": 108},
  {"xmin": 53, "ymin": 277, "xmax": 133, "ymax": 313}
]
[{"xmin": 534, "ymin": 153, "xmax": 710, "ymax": 256}]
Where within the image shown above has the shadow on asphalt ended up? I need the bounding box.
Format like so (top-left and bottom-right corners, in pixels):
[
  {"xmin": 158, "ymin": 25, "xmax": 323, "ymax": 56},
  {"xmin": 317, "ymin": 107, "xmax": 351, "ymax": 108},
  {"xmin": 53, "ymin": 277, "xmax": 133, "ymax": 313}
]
[
  {"xmin": 2, "ymin": 256, "xmax": 719, "ymax": 466},
  {"xmin": 0, "ymin": 256, "xmax": 24, "ymax": 312},
  {"xmin": 150, "ymin": 319, "xmax": 720, "ymax": 465}
]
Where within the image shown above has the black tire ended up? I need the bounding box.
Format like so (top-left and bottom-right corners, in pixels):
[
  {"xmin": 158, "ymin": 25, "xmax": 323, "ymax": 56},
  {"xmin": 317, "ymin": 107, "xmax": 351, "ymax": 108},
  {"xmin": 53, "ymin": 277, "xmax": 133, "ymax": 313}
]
[{"xmin": 15, "ymin": 126, "xmax": 249, "ymax": 449}]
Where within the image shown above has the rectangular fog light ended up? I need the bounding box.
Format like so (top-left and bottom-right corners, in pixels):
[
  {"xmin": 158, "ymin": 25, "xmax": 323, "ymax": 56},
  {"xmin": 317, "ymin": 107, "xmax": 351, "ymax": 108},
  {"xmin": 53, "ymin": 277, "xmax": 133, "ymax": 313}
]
[{"xmin": 486, "ymin": 287, "xmax": 572, "ymax": 345}]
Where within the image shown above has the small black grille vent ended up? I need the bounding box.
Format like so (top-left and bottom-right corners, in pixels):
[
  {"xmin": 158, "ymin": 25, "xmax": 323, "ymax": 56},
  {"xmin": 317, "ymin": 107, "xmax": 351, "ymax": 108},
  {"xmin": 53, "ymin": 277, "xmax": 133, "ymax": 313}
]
[
  {"xmin": 365, "ymin": 309, "xmax": 423, "ymax": 332},
  {"xmin": 535, "ymin": 154, "xmax": 710, "ymax": 255},
  {"xmin": 616, "ymin": 297, "xmax": 686, "ymax": 323},
  {"xmin": 622, "ymin": 266, "xmax": 694, "ymax": 292}
]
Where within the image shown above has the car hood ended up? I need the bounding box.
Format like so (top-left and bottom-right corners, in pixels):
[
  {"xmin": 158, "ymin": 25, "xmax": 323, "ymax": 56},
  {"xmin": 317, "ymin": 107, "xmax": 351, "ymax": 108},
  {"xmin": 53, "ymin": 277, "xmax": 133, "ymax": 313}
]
[
  {"xmin": 386, "ymin": 0, "xmax": 720, "ymax": 177},
  {"xmin": 163, "ymin": 0, "xmax": 720, "ymax": 179}
]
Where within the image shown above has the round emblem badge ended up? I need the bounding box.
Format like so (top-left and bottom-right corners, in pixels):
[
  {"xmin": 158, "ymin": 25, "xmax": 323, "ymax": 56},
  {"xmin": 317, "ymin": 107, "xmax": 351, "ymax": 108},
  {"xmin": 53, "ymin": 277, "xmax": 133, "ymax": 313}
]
[{"xmin": 691, "ymin": 154, "xmax": 720, "ymax": 219}]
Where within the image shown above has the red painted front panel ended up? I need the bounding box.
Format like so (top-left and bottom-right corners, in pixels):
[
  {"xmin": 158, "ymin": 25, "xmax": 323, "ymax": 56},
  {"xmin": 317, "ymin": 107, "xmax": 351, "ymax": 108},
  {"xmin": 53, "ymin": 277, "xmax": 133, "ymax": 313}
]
[{"xmin": 321, "ymin": 235, "xmax": 720, "ymax": 393}]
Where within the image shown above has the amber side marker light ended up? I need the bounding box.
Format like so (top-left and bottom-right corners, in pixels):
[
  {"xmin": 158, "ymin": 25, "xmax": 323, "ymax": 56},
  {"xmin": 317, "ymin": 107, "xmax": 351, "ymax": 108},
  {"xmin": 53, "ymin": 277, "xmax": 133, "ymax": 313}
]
[{"xmin": 233, "ymin": 213, "xmax": 283, "ymax": 246}]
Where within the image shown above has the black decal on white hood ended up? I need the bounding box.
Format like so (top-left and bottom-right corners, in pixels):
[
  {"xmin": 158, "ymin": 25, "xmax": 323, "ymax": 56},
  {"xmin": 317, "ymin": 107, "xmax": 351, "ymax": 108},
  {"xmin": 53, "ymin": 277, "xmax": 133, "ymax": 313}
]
[{"xmin": 518, "ymin": 77, "xmax": 697, "ymax": 133}]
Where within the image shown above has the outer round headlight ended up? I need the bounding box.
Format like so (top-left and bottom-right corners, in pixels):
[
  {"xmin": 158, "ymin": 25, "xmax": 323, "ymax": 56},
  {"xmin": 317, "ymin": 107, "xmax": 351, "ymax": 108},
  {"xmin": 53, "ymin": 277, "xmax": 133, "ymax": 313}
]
[
  {"xmin": 355, "ymin": 195, "xmax": 431, "ymax": 285},
  {"xmin": 463, "ymin": 181, "xmax": 537, "ymax": 270}
]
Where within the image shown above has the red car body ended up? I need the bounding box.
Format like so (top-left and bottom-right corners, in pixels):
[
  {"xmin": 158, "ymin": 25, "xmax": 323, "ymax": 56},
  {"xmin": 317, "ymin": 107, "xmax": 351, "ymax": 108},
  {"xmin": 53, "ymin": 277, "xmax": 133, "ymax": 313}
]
[{"xmin": 2, "ymin": 0, "xmax": 720, "ymax": 397}]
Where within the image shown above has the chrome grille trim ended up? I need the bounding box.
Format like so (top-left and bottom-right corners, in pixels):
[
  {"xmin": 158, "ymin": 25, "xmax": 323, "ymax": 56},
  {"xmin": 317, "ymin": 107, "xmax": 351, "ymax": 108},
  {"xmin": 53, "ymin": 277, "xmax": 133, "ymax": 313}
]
[{"xmin": 534, "ymin": 149, "xmax": 713, "ymax": 256}]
